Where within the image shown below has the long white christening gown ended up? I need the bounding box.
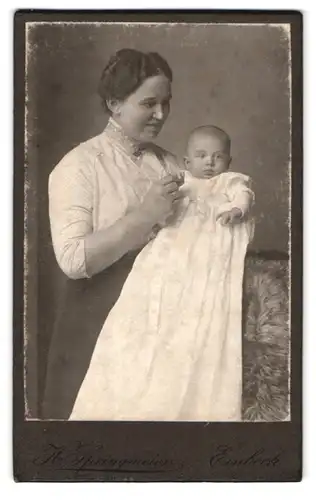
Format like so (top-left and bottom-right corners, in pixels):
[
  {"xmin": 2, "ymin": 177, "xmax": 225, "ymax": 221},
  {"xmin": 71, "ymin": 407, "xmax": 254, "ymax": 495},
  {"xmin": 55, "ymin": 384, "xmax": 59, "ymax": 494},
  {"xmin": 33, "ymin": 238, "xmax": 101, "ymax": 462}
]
[{"xmin": 70, "ymin": 171, "xmax": 254, "ymax": 421}]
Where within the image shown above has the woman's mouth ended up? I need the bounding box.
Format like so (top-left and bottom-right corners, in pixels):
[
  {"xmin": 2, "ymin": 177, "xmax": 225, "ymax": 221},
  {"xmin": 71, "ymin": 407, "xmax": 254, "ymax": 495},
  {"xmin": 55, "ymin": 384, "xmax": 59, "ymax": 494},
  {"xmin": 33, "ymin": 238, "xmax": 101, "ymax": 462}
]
[
  {"xmin": 145, "ymin": 123, "xmax": 162, "ymax": 135},
  {"xmin": 146, "ymin": 122, "xmax": 161, "ymax": 129}
]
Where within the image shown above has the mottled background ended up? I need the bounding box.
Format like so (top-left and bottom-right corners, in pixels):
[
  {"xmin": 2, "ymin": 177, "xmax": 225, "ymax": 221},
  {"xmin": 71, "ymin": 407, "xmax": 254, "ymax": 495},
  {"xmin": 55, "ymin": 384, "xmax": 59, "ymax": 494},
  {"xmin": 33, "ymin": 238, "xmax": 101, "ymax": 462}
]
[{"xmin": 25, "ymin": 23, "xmax": 291, "ymax": 415}]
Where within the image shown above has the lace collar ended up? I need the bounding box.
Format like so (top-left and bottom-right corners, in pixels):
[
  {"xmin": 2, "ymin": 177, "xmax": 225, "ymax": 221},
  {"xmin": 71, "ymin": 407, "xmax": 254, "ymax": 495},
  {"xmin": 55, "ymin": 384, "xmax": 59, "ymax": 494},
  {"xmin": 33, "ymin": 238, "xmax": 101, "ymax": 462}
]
[{"xmin": 104, "ymin": 117, "xmax": 146, "ymax": 159}]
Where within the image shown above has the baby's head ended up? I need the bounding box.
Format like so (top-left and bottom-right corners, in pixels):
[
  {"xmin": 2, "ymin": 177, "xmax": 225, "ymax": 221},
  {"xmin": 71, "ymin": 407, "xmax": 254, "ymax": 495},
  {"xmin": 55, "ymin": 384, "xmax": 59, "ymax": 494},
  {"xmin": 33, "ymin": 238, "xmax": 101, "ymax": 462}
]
[{"xmin": 184, "ymin": 125, "xmax": 232, "ymax": 179}]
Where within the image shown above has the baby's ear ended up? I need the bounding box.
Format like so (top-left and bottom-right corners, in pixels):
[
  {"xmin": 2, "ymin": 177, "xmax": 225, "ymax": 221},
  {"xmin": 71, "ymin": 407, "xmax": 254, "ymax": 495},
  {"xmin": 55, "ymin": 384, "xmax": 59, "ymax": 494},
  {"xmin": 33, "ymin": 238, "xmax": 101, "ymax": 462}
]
[
  {"xmin": 226, "ymin": 156, "xmax": 232, "ymax": 169},
  {"xmin": 183, "ymin": 156, "xmax": 190, "ymax": 170}
]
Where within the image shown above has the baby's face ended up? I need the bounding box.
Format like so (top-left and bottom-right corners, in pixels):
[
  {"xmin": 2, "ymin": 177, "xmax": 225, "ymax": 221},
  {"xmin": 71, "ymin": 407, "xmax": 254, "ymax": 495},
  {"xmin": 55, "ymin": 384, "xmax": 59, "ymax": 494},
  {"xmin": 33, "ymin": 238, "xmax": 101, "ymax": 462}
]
[{"xmin": 186, "ymin": 133, "xmax": 231, "ymax": 179}]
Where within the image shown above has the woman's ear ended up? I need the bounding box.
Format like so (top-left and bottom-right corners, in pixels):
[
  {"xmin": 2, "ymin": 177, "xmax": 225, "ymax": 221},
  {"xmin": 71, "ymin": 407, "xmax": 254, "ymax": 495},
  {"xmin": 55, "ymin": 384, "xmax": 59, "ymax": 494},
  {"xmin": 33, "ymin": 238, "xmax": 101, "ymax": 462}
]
[{"xmin": 106, "ymin": 98, "xmax": 122, "ymax": 115}]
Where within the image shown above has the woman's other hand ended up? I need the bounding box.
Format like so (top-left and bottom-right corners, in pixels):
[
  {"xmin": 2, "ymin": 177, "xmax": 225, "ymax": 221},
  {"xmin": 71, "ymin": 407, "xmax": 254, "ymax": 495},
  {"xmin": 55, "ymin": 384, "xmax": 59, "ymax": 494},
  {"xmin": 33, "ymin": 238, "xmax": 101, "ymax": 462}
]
[{"xmin": 216, "ymin": 207, "xmax": 243, "ymax": 226}]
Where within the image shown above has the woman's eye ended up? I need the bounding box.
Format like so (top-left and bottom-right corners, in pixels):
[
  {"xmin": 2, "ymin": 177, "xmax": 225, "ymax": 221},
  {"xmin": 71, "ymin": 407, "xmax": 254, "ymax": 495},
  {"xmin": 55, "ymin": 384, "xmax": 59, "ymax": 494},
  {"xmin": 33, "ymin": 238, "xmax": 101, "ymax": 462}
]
[{"xmin": 142, "ymin": 101, "xmax": 155, "ymax": 109}]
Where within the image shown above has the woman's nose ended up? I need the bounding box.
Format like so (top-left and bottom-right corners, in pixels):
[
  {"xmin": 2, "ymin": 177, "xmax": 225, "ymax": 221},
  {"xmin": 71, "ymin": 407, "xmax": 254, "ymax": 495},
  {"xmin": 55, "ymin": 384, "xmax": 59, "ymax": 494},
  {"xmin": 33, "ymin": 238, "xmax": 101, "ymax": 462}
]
[{"xmin": 153, "ymin": 104, "xmax": 164, "ymax": 120}]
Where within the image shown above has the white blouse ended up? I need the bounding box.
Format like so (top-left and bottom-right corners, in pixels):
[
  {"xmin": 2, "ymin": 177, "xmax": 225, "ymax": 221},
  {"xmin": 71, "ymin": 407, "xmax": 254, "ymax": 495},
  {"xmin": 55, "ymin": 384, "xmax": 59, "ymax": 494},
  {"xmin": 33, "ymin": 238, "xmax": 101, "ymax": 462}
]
[{"xmin": 48, "ymin": 119, "xmax": 180, "ymax": 280}]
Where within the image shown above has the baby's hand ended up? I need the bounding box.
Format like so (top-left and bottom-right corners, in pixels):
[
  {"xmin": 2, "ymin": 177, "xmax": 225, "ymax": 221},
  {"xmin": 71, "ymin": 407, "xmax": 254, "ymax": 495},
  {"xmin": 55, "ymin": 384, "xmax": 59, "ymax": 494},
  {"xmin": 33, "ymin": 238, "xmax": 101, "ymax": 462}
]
[{"xmin": 216, "ymin": 207, "xmax": 243, "ymax": 226}]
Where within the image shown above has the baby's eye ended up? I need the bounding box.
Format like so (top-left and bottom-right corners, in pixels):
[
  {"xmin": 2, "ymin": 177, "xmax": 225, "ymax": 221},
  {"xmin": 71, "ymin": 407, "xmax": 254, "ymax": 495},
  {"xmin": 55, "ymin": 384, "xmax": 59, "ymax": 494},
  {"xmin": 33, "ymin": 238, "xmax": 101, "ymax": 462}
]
[{"xmin": 214, "ymin": 154, "xmax": 225, "ymax": 161}]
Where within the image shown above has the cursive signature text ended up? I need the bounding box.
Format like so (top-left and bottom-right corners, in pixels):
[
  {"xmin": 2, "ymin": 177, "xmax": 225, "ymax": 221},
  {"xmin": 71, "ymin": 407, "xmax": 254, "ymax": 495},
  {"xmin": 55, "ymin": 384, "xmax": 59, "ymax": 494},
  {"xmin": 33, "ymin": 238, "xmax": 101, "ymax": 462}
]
[
  {"xmin": 33, "ymin": 443, "xmax": 183, "ymax": 473},
  {"xmin": 209, "ymin": 444, "xmax": 282, "ymax": 468}
]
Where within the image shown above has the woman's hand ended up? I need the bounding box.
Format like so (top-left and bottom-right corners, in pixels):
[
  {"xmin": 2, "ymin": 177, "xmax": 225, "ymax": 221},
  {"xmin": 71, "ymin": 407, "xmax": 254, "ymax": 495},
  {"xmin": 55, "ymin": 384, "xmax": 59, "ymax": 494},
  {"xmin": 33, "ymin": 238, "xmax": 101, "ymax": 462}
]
[
  {"xmin": 54, "ymin": 171, "xmax": 183, "ymax": 279},
  {"xmin": 82, "ymin": 175, "xmax": 182, "ymax": 278},
  {"xmin": 139, "ymin": 174, "xmax": 183, "ymax": 226},
  {"xmin": 216, "ymin": 207, "xmax": 243, "ymax": 226}
]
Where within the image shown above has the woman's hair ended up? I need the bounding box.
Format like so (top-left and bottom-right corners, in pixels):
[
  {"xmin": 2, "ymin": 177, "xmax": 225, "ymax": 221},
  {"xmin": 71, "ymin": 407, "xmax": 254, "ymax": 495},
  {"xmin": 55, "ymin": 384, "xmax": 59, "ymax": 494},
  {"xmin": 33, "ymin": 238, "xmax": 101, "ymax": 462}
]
[{"xmin": 98, "ymin": 49, "xmax": 173, "ymax": 113}]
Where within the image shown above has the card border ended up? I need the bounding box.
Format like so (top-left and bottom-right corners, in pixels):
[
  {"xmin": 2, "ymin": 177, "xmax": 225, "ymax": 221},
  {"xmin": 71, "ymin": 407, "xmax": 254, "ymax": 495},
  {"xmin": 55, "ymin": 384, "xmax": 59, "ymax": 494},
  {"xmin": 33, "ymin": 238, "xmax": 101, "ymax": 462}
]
[{"xmin": 13, "ymin": 9, "xmax": 303, "ymax": 482}]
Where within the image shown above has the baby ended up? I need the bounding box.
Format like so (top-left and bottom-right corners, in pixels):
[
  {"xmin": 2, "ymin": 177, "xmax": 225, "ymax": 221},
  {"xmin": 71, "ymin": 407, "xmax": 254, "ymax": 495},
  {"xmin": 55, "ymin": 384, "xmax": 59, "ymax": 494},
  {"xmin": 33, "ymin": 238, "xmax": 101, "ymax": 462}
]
[
  {"xmin": 180, "ymin": 124, "xmax": 253, "ymax": 228},
  {"xmin": 70, "ymin": 125, "xmax": 255, "ymax": 422}
]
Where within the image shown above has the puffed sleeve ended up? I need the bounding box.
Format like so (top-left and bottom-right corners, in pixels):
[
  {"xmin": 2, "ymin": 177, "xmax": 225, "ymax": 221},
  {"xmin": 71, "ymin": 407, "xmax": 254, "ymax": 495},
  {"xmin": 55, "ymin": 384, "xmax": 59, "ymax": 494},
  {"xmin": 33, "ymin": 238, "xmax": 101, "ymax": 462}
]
[
  {"xmin": 48, "ymin": 152, "xmax": 94, "ymax": 280},
  {"xmin": 225, "ymin": 172, "xmax": 255, "ymax": 216}
]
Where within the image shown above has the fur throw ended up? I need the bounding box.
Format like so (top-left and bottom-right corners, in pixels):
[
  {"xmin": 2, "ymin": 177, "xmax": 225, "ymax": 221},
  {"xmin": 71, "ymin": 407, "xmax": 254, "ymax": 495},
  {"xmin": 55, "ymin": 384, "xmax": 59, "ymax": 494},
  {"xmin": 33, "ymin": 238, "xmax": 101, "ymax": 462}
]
[{"xmin": 242, "ymin": 253, "xmax": 290, "ymax": 421}]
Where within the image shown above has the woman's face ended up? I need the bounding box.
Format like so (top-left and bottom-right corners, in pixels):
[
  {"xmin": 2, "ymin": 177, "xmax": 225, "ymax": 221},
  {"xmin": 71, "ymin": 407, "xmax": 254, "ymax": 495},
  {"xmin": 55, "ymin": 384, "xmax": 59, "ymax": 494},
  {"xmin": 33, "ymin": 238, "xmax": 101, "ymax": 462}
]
[{"xmin": 110, "ymin": 74, "xmax": 172, "ymax": 142}]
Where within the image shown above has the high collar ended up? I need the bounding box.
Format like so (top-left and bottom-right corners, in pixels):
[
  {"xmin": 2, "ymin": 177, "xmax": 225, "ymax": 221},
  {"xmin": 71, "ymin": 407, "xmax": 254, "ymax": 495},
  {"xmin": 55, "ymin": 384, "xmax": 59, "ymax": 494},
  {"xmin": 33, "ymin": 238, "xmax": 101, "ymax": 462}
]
[{"xmin": 104, "ymin": 117, "xmax": 146, "ymax": 159}]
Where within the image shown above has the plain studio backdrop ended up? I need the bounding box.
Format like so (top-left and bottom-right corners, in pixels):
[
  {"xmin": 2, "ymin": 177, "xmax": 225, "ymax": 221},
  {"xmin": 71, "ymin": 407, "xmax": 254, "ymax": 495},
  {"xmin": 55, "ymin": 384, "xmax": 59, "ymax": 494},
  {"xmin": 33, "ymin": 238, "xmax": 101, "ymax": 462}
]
[{"xmin": 25, "ymin": 23, "xmax": 291, "ymax": 416}]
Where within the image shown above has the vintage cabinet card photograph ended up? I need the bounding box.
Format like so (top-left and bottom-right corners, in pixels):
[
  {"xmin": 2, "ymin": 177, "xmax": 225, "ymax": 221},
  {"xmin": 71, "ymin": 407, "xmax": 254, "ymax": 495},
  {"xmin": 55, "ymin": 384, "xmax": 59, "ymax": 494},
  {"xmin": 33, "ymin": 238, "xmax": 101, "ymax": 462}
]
[{"xmin": 14, "ymin": 10, "xmax": 302, "ymax": 481}]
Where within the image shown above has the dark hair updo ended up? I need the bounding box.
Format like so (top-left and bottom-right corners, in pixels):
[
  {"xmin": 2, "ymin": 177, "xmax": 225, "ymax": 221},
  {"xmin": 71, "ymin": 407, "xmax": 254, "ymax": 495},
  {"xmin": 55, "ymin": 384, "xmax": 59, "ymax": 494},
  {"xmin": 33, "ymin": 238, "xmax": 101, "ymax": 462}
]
[{"xmin": 98, "ymin": 49, "xmax": 173, "ymax": 113}]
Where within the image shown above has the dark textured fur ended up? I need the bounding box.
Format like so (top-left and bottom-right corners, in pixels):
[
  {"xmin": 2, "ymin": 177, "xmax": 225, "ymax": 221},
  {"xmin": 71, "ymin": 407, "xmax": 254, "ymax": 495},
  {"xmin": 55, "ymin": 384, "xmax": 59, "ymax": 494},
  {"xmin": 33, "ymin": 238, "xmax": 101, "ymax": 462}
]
[{"xmin": 242, "ymin": 255, "xmax": 289, "ymax": 421}]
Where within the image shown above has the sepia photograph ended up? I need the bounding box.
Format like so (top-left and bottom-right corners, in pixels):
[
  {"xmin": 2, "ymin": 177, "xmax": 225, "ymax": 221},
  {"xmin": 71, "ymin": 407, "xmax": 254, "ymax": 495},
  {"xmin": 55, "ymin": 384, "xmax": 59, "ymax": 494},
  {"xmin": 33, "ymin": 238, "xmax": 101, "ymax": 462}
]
[{"xmin": 14, "ymin": 10, "xmax": 302, "ymax": 482}]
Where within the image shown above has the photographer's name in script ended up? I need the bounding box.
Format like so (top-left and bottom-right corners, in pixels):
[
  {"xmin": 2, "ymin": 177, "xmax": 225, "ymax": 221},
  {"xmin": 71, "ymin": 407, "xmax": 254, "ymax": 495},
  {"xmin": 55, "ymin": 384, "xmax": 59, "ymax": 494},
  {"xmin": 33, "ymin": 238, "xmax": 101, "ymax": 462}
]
[{"xmin": 33, "ymin": 443, "xmax": 184, "ymax": 473}]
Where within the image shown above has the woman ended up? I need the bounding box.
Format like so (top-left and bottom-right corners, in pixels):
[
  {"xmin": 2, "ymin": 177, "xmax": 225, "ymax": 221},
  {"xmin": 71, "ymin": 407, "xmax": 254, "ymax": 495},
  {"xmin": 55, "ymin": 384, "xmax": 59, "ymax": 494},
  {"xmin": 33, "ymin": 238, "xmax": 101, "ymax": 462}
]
[{"xmin": 42, "ymin": 49, "xmax": 182, "ymax": 419}]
